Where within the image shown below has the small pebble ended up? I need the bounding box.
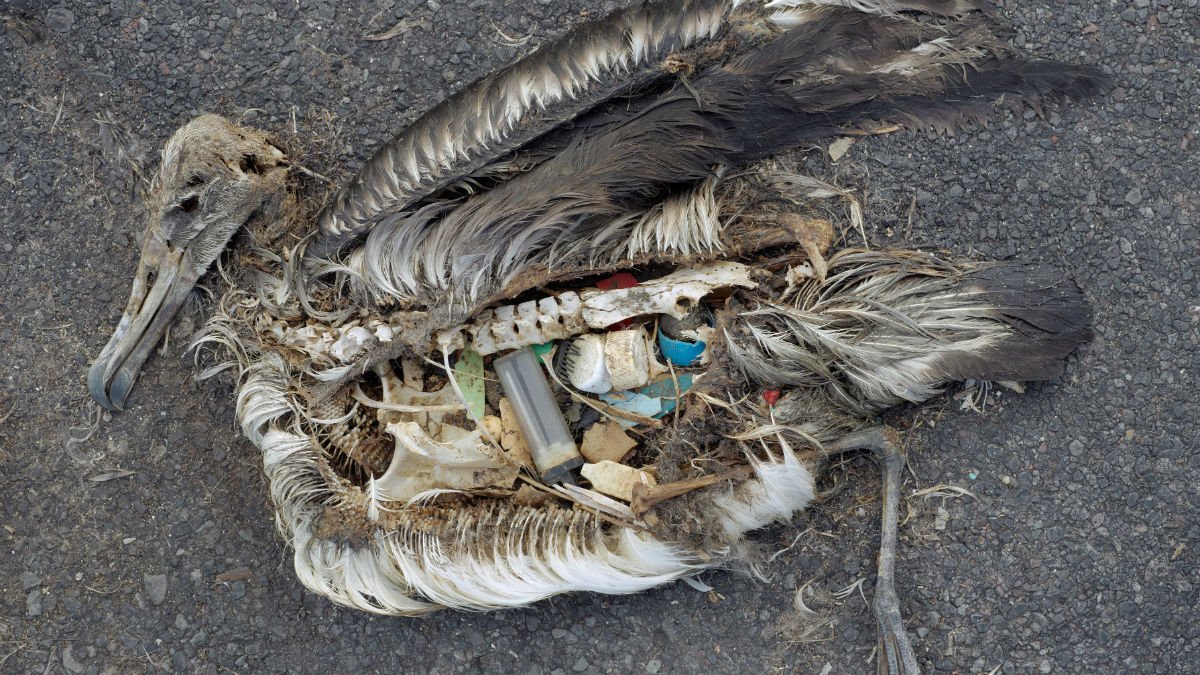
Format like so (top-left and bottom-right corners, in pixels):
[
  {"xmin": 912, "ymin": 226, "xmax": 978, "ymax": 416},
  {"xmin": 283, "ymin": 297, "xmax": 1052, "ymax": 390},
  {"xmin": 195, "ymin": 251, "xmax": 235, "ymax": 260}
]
[
  {"xmin": 26, "ymin": 590, "xmax": 42, "ymax": 617},
  {"xmin": 144, "ymin": 573, "xmax": 168, "ymax": 605},
  {"xmin": 62, "ymin": 645, "xmax": 85, "ymax": 674},
  {"xmin": 45, "ymin": 7, "xmax": 75, "ymax": 32}
]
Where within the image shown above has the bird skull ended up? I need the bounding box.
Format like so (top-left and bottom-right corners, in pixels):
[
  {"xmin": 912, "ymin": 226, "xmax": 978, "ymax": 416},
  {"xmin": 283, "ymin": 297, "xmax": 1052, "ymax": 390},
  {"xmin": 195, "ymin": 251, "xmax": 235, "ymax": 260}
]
[{"xmin": 89, "ymin": 115, "xmax": 289, "ymax": 410}]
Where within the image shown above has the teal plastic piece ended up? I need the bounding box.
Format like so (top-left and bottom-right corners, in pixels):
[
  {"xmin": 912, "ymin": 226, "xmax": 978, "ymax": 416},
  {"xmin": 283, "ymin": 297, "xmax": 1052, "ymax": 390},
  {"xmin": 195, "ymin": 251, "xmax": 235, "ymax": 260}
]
[
  {"xmin": 599, "ymin": 391, "xmax": 662, "ymax": 427},
  {"xmin": 598, "ymin": 374, "xmax": 696, "ymax": 426},
  {"xmin": 640, "ymin": 374, "xmax": 694, "ymax": 416},
  {"xmin": 530, "ymin": 341, "xmax": 555, "ymax": 365}
]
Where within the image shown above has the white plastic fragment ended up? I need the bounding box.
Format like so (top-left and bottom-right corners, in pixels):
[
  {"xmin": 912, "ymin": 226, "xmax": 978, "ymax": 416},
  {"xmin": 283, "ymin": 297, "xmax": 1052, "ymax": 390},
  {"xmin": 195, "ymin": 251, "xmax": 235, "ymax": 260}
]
[
  {"xmin": 551, "ymin": 483, "xmax": 639, "ymax": 524},
  {"xmin": 603, "ymin": 329, "xmax": 654, "ymax": 391},
  {"xmin": 564, "ymin": 334, "xmax": 612, "ymax": 394},
  {"xmin": 581, "ymin": 460, "xmax": 657, "ymax": 502}
]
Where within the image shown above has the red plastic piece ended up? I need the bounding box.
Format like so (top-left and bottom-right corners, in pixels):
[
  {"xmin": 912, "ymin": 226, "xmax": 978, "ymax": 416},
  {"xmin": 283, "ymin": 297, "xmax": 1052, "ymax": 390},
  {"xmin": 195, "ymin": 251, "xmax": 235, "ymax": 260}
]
[
  {"xmin": 762, "ymin": 389, "xmax": 781, "ymax": 407},
  {"xmin": 595, "ymin": 272, "xmax": 639, "ymax": 290}
]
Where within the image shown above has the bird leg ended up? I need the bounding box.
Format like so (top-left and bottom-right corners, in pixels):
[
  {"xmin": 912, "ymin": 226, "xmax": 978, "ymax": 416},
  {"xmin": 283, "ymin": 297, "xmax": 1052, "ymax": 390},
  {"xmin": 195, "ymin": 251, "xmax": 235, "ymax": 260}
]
[{"xmin": 828, "ymin": 427, "xmax": 921, "ymax": 675}]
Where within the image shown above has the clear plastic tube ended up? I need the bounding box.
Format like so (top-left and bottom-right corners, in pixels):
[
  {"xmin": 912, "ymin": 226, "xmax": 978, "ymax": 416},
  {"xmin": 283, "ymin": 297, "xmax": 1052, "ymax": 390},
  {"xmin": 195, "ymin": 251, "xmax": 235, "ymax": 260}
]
[{"xmin": 494, "ymin": 347, "xmax": 583, "ymax": 484}]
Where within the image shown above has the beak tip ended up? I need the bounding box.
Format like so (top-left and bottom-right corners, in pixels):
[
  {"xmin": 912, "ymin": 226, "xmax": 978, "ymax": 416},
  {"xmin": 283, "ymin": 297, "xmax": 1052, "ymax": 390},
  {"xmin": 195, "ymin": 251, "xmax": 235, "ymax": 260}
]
[
  {"xmin": 87, "ymin": 359, "xmax": 129, "ymax": 412},
  {"xmin": 88, "ymin": 361, "xmax": 115, "ymax": 411},
  {"xmin": 109, "ymin": 370, "xmax": 135, "ymax": 412}
]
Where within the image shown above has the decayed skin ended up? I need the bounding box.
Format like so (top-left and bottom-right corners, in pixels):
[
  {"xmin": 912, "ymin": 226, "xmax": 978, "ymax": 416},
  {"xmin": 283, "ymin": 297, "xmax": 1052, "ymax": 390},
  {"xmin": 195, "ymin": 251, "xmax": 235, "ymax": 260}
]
[{"xmin": 88, "ymin": 116, "xmax": 289, "ymax": 410}]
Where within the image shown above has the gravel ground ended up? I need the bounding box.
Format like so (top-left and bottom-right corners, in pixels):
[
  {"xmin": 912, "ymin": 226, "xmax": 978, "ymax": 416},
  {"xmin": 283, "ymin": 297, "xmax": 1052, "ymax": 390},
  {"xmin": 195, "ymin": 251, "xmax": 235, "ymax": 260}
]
[{"xmin": 1, "ymin": 1, "xmax": 1197, "ymax": 673}]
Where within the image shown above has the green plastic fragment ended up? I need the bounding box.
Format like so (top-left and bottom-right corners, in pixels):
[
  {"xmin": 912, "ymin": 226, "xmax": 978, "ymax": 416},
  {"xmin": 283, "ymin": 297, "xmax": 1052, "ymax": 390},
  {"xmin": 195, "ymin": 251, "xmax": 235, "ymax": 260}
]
[
  {"xmin": 530, "ymin": 341, "xmax": 555, "ymax": 365},
  {"xmin": 454, "ymin": 348, "xmax": 486, "ymax": 419}
]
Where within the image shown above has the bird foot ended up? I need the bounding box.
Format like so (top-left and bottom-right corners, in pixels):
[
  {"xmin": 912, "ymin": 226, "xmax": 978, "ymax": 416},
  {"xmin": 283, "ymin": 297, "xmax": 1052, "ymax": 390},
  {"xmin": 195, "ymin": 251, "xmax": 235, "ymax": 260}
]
[
  {"xmin": 875, "ymin": 578, "xmax": 921, "ymax": 675},
  {"xmin": 828, "ymin": 427, "xmax": 921, "ymax": 675}
]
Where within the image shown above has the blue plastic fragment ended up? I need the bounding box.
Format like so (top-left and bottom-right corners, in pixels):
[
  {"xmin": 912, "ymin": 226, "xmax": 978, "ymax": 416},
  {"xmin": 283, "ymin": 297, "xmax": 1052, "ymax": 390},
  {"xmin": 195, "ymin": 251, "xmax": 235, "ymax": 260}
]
[
  {"xmin": 597, "ymin": 375, "xmax": 696, "ymax": 428},
  {"xmin": 599, "ymin": 391, "xmax": 662, "ymax": 427},
  {"xmin": 657, "ymin": 330, "xmax": 707, "ymax": 367}
]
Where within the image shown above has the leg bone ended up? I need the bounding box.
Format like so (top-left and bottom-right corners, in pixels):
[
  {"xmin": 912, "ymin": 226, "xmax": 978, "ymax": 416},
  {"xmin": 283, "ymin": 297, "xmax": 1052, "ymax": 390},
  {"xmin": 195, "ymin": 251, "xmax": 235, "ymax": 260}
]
[{"xmin": 828, "ymin": 427, "xmax": 921, "ymax": 675}]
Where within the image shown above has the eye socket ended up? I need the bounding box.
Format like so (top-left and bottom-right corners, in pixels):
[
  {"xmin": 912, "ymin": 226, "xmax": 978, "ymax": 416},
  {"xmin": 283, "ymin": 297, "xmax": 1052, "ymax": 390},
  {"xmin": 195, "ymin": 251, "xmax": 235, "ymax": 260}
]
[
  {"xmin": 239, "ymin": 154, "xmax": 264, "ymax": 175},
  {"xmin": 179, "ymin": 196, "xmax": 200, "ymax": 213}
]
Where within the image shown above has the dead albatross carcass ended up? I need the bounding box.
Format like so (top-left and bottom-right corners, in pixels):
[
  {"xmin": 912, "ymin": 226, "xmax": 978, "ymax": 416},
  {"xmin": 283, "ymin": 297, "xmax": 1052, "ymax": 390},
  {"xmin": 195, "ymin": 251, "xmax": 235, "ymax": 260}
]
[{"xmin": 88, "ymin": 1, "xmax": 1105, "ymax": 671}]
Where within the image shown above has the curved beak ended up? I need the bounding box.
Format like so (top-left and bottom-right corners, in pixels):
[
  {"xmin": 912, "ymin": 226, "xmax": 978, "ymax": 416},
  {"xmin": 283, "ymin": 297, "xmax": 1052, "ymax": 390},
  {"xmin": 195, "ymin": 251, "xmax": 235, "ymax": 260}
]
[
  {"xmin": 85, "ymin": 115, "xmax": 290, "ymax": 411},
  {"xmin": 88, "ymin": 233, "xmax": 201, "ymax": 411}
]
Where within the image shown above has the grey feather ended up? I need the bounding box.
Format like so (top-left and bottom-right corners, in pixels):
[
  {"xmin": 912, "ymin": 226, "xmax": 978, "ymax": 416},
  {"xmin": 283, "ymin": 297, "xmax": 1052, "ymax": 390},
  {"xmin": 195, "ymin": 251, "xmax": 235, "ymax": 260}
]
[{"xmin": 725, "ymin": 250, "xmax": 1091, "ymax": 415}]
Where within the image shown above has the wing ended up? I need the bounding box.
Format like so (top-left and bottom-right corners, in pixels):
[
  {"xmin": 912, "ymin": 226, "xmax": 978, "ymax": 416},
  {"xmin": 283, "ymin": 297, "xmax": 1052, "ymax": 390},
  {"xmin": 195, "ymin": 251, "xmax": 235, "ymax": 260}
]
[
  {"xmin": 317, "ymin": 1, "xmax": 1104, "ymax": 327},
  {"xmin": 308, "ymin": 0, "xmax": 763, "ymax": 257}
]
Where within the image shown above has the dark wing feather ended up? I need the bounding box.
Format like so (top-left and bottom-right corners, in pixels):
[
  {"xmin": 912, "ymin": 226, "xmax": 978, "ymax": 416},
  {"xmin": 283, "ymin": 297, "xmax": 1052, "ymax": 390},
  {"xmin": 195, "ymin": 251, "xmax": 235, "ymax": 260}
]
[
  {"xmin": 952, "ymin": 263, "xmax": 1094, "ymax": 382},
  {"xmin": 724, "ymin": 251, "xmax": 1092, "ymax": 414},
  {"xmin": 309, "ymin": 0, "xmax": 771, "ymax": 257},
  {"xmin": 346, "ymin": 7, "xmax": 1106, "ymax": 320}
]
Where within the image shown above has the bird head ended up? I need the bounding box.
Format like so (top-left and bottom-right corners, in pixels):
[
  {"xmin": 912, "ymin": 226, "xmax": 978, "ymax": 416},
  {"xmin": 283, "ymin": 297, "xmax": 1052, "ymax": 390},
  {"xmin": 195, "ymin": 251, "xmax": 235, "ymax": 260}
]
[{"xmin": 89, "ymin": 115, "xmax": 289, "ymax": 411}]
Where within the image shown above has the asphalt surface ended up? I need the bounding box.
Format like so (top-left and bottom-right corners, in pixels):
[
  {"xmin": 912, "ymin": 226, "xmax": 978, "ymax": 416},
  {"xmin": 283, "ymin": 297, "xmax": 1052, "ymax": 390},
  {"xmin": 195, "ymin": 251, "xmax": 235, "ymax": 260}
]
[{"xmin": 1, "ymin": 1, "xmax": 1197, "ymax": 673}]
